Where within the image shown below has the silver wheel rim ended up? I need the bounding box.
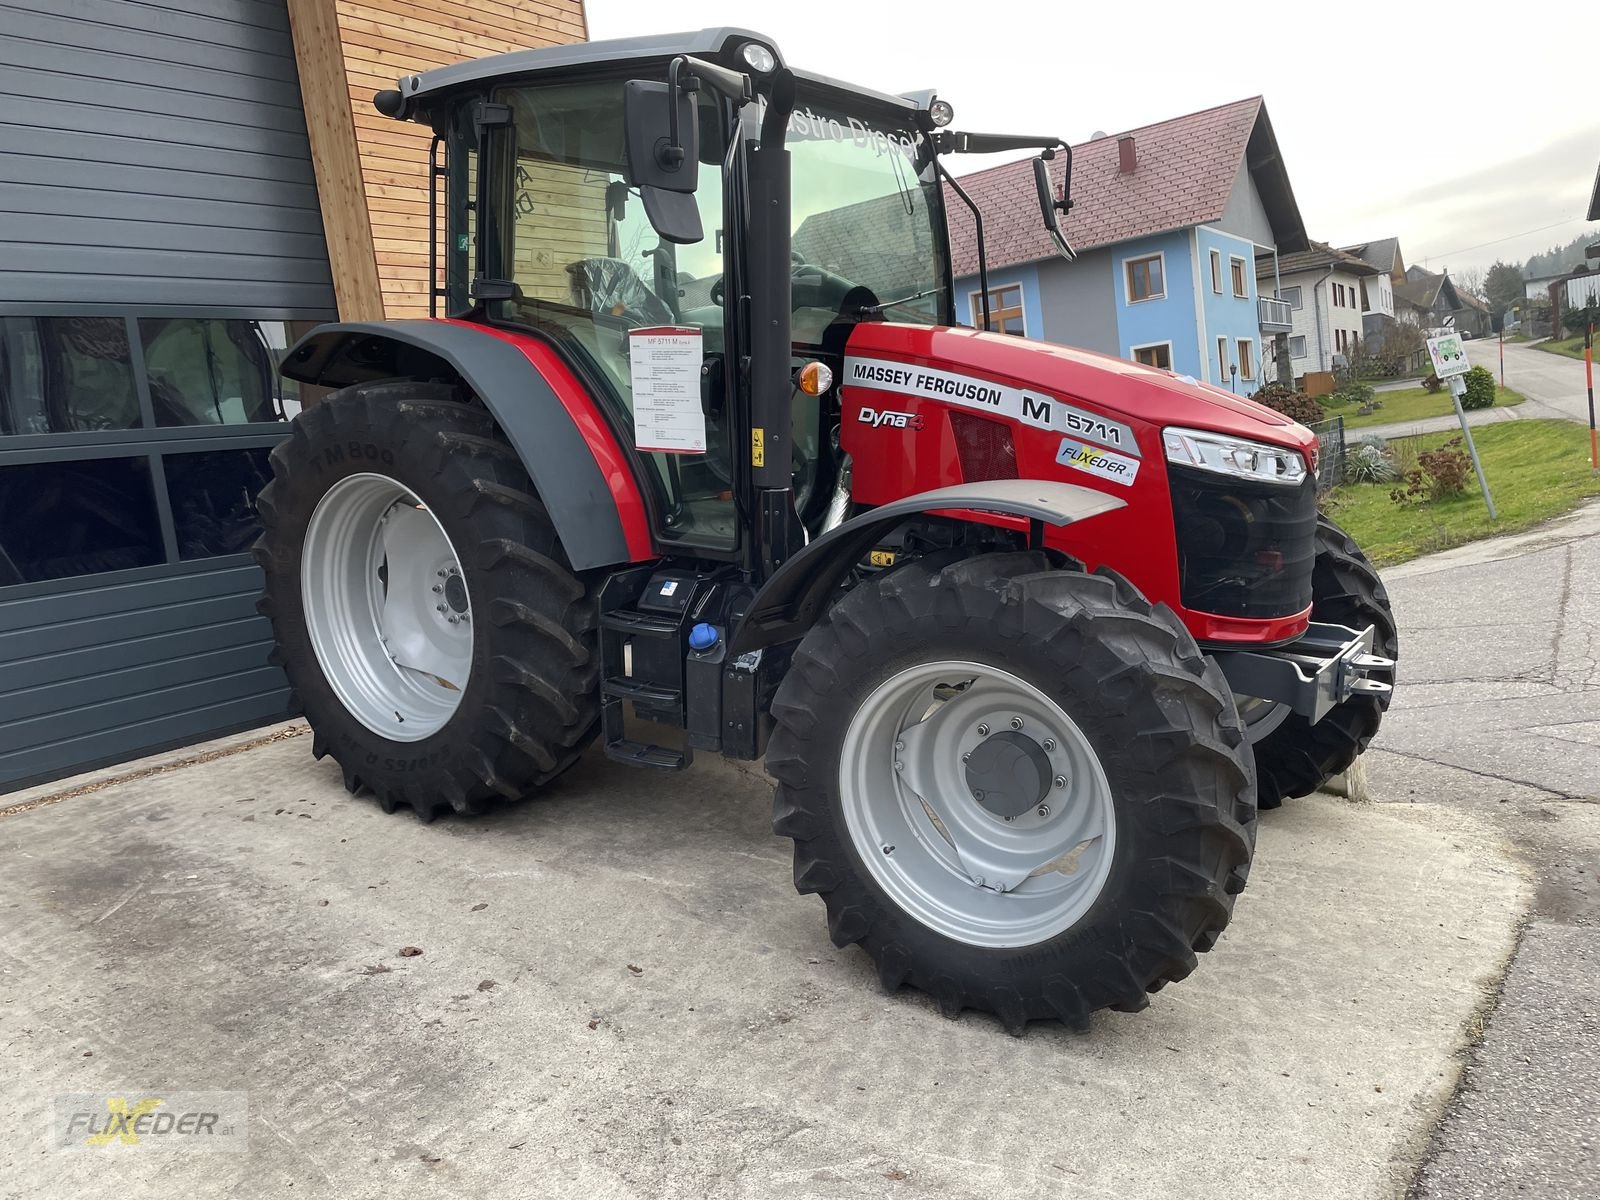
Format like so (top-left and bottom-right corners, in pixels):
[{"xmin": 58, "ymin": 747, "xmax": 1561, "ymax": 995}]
[
  {"xmin": 1237, "ymin": 696, "xmax": 1291, "ymax": 742},
  {"xmin": 301, "ymin": 472, "xmax": 472, "ymax": 742},
  {"xmin": 838, "ymin": 660, "xmax": 1117, "ymax": 948}
]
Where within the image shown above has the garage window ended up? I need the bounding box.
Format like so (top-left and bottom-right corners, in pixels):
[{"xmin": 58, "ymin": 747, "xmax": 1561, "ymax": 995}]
[
  {"xmin": 139, "ymin": 318, "xmax": 301, "ymax": 427},
  {"xmin": 0, "ymin": 317, "xmax": 143, "ymax": 435},
  {"xmin": 164, "ymin": 447, "xmax": 275, "ymax": 560},
  {"xmin": 0, "ymin": 457, "xmax": 163, "ymax": 585},
  {"xmin": 0, "ymin": 313, "xmax": 317, "ymax": 593}
]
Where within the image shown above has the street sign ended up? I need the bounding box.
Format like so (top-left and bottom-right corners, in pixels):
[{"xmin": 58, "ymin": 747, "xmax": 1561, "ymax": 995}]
[
  {"xmin": 1426, "ymin": 332, "xmax": 1471, "ymax": 378},
  {"xmin": 1443, "ymin": 315, "xmax": 1455, "ymax": 328}
]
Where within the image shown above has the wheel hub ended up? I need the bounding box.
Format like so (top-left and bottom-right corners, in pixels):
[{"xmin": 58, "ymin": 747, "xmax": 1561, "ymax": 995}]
[
  {"xmin": 442, "ymin": 571, "xmax": 469, "ymax": 614},
  {"xmin": 964, "ymin": 730, "xmax": 1052, "ymax": 819}
]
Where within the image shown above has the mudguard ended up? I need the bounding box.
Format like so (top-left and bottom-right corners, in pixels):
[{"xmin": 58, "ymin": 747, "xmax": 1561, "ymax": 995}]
[
  {"xmin": 728, "ymin": 479, "xmax": 1125, "ymax": 654},
  {"xmin": 280, "ymin": 319, "xmax": 650, "ymax": 571}
]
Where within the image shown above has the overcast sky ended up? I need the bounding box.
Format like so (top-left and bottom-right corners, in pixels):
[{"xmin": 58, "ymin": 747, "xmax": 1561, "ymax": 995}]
[{"xmin": 587, "ymin": 0, "xmax": 1600, "ymax": 278}]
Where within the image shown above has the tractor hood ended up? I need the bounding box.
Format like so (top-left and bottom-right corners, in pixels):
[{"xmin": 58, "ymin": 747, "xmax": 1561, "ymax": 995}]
[{"xmin": 844, "ymin": 323, "xmax": 1315, "ymax": 455}]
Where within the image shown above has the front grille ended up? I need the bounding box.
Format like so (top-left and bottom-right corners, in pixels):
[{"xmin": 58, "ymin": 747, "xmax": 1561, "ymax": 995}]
[
  {"xmin": 1168, "ymin": 463, "xmax": 1318, "ymax": 620},
  {"xmin": 949, "ymin": 410, "xmax": 1017, "ymax": 481}
]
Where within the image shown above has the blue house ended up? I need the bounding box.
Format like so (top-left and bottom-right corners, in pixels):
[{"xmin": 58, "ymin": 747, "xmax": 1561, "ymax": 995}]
[{"xmin": 947, "ymin": 97, "xmax": 1307, "ymax": 391}]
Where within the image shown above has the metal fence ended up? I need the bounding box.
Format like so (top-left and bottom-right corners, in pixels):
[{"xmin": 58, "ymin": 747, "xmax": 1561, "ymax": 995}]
[{"xmin": 1308, "ymin": 415, "xmax": 1346, "ymax": 492}]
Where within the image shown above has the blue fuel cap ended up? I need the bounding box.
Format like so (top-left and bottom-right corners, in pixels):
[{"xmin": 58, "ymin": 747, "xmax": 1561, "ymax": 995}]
[{"xmin": 688, "ymin": 622, "xmax": 720, "ymax": 652}]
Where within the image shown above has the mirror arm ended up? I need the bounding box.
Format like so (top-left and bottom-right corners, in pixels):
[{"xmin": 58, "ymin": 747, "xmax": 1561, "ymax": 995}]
[{"xmin": 935, "ymin": 156, "xmax": 990, "ymax": 330}]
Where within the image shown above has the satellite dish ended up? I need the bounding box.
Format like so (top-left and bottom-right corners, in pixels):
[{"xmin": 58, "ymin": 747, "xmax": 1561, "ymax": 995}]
[{"xmin": 1090, "ymin": 129, "xmax": 1108, "ymax": 140}]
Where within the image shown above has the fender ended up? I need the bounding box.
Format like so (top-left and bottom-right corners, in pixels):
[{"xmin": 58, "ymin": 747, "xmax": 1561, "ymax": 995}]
[
  {"xmin": 280, "ymin": 319, "xmax": 653, "ymax": 570},
  {"xmin": 728, "ymin": 479, "xmax": 1125, "ymax": 654}
]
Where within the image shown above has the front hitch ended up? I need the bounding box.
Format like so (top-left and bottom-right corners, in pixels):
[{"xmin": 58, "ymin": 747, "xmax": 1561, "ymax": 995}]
[{"xmin": 1212, "ymin": 623, "xmax": 1394, "ymax": 724}]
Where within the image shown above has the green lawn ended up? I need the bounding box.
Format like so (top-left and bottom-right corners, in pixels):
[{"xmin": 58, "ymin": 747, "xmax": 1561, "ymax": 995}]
[
  {"xmin": 1532, "ymin": 334, "xmax": 1593, "ymax": 361},
  {"xmin": 1328, "ymin": 384, "xmax": 1526, "ymax": 430},
  {"xmin": 1325, "ymin": 420, "xmax": 1600, "ymax": 566}
]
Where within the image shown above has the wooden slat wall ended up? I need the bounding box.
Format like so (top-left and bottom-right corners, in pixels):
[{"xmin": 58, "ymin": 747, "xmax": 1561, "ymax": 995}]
[{"xmin": 287, "ymin": 0, "xmax": 588, "ymax": 320}]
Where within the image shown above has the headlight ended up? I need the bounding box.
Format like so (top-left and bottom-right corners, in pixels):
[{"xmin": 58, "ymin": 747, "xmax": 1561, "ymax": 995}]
[
  {"xmin": 929, "ymin": 98, "xmax": 955, "ymax": 127},
  {"xmin": 739, "ymin": 42, "xmax": 776, "ymax": 73},
  {"xmin": 1162, "ymin": 427, "xmax": 1307, "ymax": 487}
]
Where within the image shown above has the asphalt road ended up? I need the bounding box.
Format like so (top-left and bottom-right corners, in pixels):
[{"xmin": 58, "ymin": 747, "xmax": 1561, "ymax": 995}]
[
  {"xmin": 1366, "ymin": 501, "xmax": 1600, "ymax": 1197},
  {"xmin": 1358, "ymin": 338, "xmax": 1595, "ymax": 441}
]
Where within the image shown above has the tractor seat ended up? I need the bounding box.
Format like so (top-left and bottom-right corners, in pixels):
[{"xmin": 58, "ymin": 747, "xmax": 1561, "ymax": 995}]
[{"xmin": 567, "ymin": 257, "xmax": 676, "ymax": 328}]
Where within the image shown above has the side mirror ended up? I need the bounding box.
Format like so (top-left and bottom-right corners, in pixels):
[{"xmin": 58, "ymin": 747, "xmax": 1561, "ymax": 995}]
[
  {"xmin": 1033, "ymin": 156, "xmax": 1077, "ymax": 263},
  {"xmin": 623, "ymin": 79, "xmax": 702, "ymax": 245}
]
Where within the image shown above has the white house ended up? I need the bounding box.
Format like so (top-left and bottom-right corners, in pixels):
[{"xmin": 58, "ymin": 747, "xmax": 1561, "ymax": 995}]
[{"xmin": 1255, "ymin": 241, "xmax": 1380, "ymax": 379}]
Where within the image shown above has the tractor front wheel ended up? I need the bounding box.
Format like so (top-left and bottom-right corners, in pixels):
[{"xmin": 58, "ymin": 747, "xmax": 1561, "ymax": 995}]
[
  {"xmin": 254, "ymin": 382, "xmax": 598, "ymax": 820},
  {"xmin": 766, "ymin": 552, "xmax": 1257, "ymax": 1033}
]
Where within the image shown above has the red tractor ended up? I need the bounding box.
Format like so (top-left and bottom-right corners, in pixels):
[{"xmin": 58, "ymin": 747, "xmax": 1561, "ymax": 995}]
[{"xmin": 257, "ymin": 29, "xmax": 1396, "ymax": 1032}]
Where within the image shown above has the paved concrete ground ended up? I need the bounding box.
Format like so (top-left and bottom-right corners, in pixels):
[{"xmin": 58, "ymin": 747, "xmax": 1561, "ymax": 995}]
[
  {"xmin": 1366, "ymin": 501, "xmax": 1600, "ymax": 1197},
  {"xmin": 1, "ymin": 720, "xmax": 1529, "ymax": 1198},
  {"xmin": 1360, "ymin": 338, "xmax": 1593, "ymax": 442}
]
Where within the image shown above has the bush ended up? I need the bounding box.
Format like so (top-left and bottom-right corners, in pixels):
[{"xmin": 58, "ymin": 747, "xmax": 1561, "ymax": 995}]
[
  {"xmin": 1345, "ymin": 440, "xmax": 1398, "ymax": 483},
  {"xmin": 1249, "ymin": 381, "xmax": 1325, "ymax": 426},
  {"xmin": 1325, "ymin": 381, "xmax": 1375, "ymax": 409},
  {"xmin": 1390, "ymin": 437, "xmax": 1471, "ymax": 503},
  {"xmin": 1459, "ymin": 365, "xmax": 1496, "ymax": 410}
]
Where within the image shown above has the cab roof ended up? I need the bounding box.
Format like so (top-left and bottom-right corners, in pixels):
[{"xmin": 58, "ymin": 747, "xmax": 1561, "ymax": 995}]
[{"xmin": 392, "ymin": 28, "xmax": 925, "ymax": 124}]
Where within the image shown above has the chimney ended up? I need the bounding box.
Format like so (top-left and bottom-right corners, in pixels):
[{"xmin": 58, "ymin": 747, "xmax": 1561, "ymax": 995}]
[{"xmin": 1117, "ymin": 135, "xmax": 1137, "ymax": 174}]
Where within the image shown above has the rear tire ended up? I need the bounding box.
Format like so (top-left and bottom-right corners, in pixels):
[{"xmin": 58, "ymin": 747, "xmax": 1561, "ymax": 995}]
[
  {"xmin": 1251, "ymin": 514, "xmax": 1398, "ymax": 809},
  {"xmin": 254, "ymin": 382, "xmax": 598, "ymax": 821},
  {"xmin": 767, "ymin": 552, "xmax": 1256, "ymax": 1033}
]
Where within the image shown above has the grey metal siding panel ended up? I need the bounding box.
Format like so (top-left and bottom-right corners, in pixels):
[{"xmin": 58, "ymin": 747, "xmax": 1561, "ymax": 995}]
[
  {"xmin": 0, "ymin": 0, "xmax": 336, "ymax": 316},
  {"xmin": 0, "ymin": 562, "xmax": 289, "ymax": 790}
]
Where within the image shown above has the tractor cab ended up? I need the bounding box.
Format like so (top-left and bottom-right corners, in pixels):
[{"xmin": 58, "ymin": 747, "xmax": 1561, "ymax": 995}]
[{"xmin": 384, "ymin": 30, "xmax": 1068, "ymax": 560}]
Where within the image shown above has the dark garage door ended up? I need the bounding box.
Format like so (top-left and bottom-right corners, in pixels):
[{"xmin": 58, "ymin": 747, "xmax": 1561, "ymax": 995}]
[{"xmin": 0, "ymin": 0, "xmax": 336, "ymax": 791}]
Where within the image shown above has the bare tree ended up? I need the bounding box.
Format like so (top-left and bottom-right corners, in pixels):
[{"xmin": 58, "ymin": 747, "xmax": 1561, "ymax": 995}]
[{"xmin": 1456, "ymin": 266, "xmax": 1486, "ymax": 296}]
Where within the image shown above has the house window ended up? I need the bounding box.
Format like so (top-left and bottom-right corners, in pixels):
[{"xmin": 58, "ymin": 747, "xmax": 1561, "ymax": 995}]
[
  {"xmin": 1125, "ymin": 254, "xmax": 1165, "ymax": 303},
  {"xmin": 1230, "ymin": 256, "xmax": 1247, "ymax": 298},
  {"xmin": 1290, "ymin": 335, "xmax": 1307, "ymax": 358},
  {"xmin": 1360, "ymin": 281, "xmax": 1369, "ymax": 312},
  {"xmin": 970, "ymin": 285, "xmax": 1026, "ymax": 335},
  {"xmin": 1209, "ymin": 250, "xmax": 1222, "ymax": 293},
  {"xmin": 1237, "ymin": 338, "xmax": 1254, "ymax": 380},
  {"xmin": 1132, "ymin": 342, "xmax": 1172, "ymax": 369},
  {"xmin": 1283, "ymin": 285, "xmax": 1303, "ymax": 310},
  {"xmin": 0, "ymin": 316, "xmax": 142, "ymax": 434},
  {"xmin": 1332, "ymin": 283, "xmax": 1343, "ymax": 308},
  {"xmin": 1216, "ymin": 336, "xmax": 1230, "ymax": 380}
]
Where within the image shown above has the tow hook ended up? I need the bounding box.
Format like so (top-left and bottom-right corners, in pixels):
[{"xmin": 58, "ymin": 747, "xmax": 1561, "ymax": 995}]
[{"xmin": 1211, "ymin": 623, "xmax": 1394, "ymax": 725}]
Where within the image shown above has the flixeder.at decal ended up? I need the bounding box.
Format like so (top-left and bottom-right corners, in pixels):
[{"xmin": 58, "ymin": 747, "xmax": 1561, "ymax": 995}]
[{"xmin": 1055, "ymin": 437, "xmax": 1140, "ymax": 486}]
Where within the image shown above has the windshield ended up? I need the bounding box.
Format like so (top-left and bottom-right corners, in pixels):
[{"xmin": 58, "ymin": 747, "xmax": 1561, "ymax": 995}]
[{"xmin": 787, "ymin": 98, "xmax": 948, "ymax": 339}]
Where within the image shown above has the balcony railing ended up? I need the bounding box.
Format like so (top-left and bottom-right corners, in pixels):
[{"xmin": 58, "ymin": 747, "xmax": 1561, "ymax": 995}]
[{"xmin": 1258, "ymin": 296, "xmax": 1293, "ymax": 331}]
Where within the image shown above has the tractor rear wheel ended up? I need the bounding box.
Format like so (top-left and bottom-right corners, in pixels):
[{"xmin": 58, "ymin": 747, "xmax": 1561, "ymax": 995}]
[
  {"xmin": 766, "ymin": 552, "xmax": 1257, "ymax": 1033},
  {"xmin": 1250, "ymin": 514, "xmax": 1398, "ymax": 810},
  {"xmin": 254, "ymin": 382, "xmax": 598, "ymax": 820}
]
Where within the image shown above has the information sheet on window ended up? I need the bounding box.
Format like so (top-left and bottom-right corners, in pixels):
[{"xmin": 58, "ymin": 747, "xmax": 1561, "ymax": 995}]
[{"xmin": 627, "ymin": 327, "xmax": 707, "ymax": 454}]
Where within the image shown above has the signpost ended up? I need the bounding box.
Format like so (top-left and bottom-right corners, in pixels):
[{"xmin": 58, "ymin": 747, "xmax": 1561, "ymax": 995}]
[
  {"xmin": 1587, "ymin": 321, "xmax": 1596, "ymax": 474},
  {"xmin": 1426, "ymin": 332, "xmax": 1498, "ymax": 519}
]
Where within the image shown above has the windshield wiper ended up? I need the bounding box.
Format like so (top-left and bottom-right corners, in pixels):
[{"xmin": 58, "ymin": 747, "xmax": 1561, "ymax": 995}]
[{"xmin": 858, "ymin": 286, "xmax": 945, "ymax": 316}]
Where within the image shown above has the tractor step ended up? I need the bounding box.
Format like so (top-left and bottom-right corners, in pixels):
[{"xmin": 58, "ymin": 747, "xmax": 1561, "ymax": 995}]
[{"xmin": 600, "ymin": 692, "xmax": 692, "ymax": 771}]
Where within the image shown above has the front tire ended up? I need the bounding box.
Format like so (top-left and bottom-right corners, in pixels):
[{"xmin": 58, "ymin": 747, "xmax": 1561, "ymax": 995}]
[
  {"xmin": 254, "ymin": 382, "xmax": 599, "ymax": 821},
  {"xmin": 767, "ymin": 553, "xmax": 1256, "ymax": 1033},
  {"xmin": 1251, "ymin": 514, "xmax": 1399, "ymax": 809}
]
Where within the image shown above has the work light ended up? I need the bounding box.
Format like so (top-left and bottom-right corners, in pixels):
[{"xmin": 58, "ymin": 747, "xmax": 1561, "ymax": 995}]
[{"xmin": 739, "ymin": 42, "xmax": 776, "ymax": 73}]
